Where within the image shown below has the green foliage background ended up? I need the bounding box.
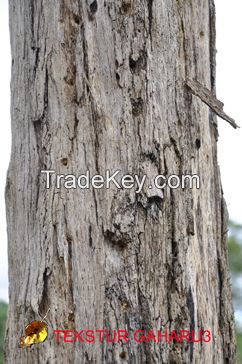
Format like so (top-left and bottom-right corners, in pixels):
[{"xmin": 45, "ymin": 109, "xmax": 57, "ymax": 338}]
[
  {"xmin": 228, "ymin": 221, "xmax": 242, "ymax": 363},
  {"xmin": 0, "ymin": 222, "xmax": 241, "ymax": 362},
  {"xmin": 0, "ymin": 302, "xmax": 7, "ymax": 364}
]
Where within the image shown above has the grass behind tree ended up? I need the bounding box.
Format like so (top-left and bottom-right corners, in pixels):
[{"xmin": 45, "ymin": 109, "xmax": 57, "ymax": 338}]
[{"xmin": 0, "ymin": 301, "xmax": 7, "ymax": 364}]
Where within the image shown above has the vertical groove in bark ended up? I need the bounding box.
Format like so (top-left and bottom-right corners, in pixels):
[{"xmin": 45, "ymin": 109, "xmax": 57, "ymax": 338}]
[{"xmin": 5, "ymin": 0, "xmax": 235, "ymax": 363}]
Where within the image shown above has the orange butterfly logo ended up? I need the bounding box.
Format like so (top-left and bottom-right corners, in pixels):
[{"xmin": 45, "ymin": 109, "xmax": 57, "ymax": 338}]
[{"xmin": 20, "ymin": 308, "xmax": 50, "ymax": 348}]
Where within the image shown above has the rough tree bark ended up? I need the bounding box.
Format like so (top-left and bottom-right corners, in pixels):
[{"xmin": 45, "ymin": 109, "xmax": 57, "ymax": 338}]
[{"xmin": 5, "ymin": 0, "xmax": 236, "ymax": 363}]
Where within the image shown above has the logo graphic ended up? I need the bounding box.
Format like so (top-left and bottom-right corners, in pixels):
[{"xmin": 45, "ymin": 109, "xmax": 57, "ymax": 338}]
[{"xmin": 20, "ymin": 308, "xmax": 50, "ymax": 348}]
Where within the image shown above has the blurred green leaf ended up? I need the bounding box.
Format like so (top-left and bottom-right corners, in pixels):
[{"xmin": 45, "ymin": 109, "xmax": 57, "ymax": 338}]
[
  {"xmin": 228, "ymin": 221, "xmax": 242, "ymax": 362},
  {"xmin": 0, "ymin": 301, "xmax": 7, "ymax": 364},
  {"xmin": 237, "ymin": 332, "xmax": 242, "ymax": 363},
  {"xmin": 228, "ymin": 222, "xmax": 242, "ymax": 275}
]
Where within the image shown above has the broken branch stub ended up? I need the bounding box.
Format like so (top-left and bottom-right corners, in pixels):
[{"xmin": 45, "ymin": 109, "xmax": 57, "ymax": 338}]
[{"xmin": 186, "ymin": 78, "xmax": 239, "ymax": 129}]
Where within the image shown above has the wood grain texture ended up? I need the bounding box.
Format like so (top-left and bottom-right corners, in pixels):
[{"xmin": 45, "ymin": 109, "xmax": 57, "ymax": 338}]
[
  {"xmin": 186, "ymin": 78, "xmax": 239, "ymax": 129},
  {"xmin": 5, "ymin": 0, "xmax": 236, "ymax": 363}
]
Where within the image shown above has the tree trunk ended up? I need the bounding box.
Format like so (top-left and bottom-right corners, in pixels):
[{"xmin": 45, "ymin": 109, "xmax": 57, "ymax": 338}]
[{"xmin": 5, "ymin": 0, "xmax": 236, "ymax": 363}]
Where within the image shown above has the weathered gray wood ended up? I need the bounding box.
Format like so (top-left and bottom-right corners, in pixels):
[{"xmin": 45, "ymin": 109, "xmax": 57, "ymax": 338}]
[
  {"xmin": 5, "ymin": 0, "xmax": 236, "ymax": 363},
  {"xmin": 186, "ymin": 78, "xmax": 239, "ymax": 129}
]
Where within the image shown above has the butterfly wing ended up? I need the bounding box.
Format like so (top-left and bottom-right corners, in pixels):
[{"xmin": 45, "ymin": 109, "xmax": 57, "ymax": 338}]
[{"xmin": 20, "ymin": 321, "xmax": 48, "ymax": 348}]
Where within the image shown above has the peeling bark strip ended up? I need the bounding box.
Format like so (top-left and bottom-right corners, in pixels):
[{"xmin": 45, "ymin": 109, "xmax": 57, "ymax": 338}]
[
  {"xmin": 186, "ymin": 78, "xmax": 239, "ymax": 129},
  {"xmin": 6, "ymin": 0, "xmax": 236, "ymax": 363}
]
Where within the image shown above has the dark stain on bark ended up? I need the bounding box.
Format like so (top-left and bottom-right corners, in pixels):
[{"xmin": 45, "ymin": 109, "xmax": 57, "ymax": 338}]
[
  {"xmin": 32, "ymin": 46, "xmax": 40, "ymax": 79},
  {"xmin": 195, "ymin": 138, "xmax": 201, "ymax": 149},
  {"xmin": 129, "ymin": 51, "xmax": 147, "ymax": 74},
  {"xmin": 90, "ymin": 0, "xmax": 98, "ymax": 14},
  {"xmin": 61, "ymin": 157, "xmax": 68, "ymax": 166},
  {"xmin": 89, "ymin": 225, "xmax": 93, "ymax": 247},
  {"xmin": 33, "ymin": 65, "xmax": 49, "ymax": 171},
  {"xmin": 121, "ymin": 1, "xmax": 132, "ymax": 15},
  {"xmin": 87, "ymin": 0, "xmax": 98, "ymax": 20},
  {"xmin": 131, "ymin": 97, "xmax": 144, "ymax": 116},
  {"xmin": 147, "ymin": 0, "xmax": 153, "ymax": 38},
  {"xmin": 143, "ymin": 151, "xmax": 157, "ymax": 165},
  {"xmin": 39, "ymin": 268, "xmax": 50, "ymax": 313},
  {"xmin": 148, "ymin": 195, "xmax": 163, "ymax": 211},
  {"xmin": 104, "ymin": 229, "xmax": 131, "ymax": 249},
  {"xmin": 119, "ymin": 351, "xmax": 127, "ymax": 360},
  {"xmin": 196, "ymin": 198, "xmax": 204, "ymax": 256},
  {"xmin": 187, "ymin": 286, "xmax": 195, "ymax": 363}
]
